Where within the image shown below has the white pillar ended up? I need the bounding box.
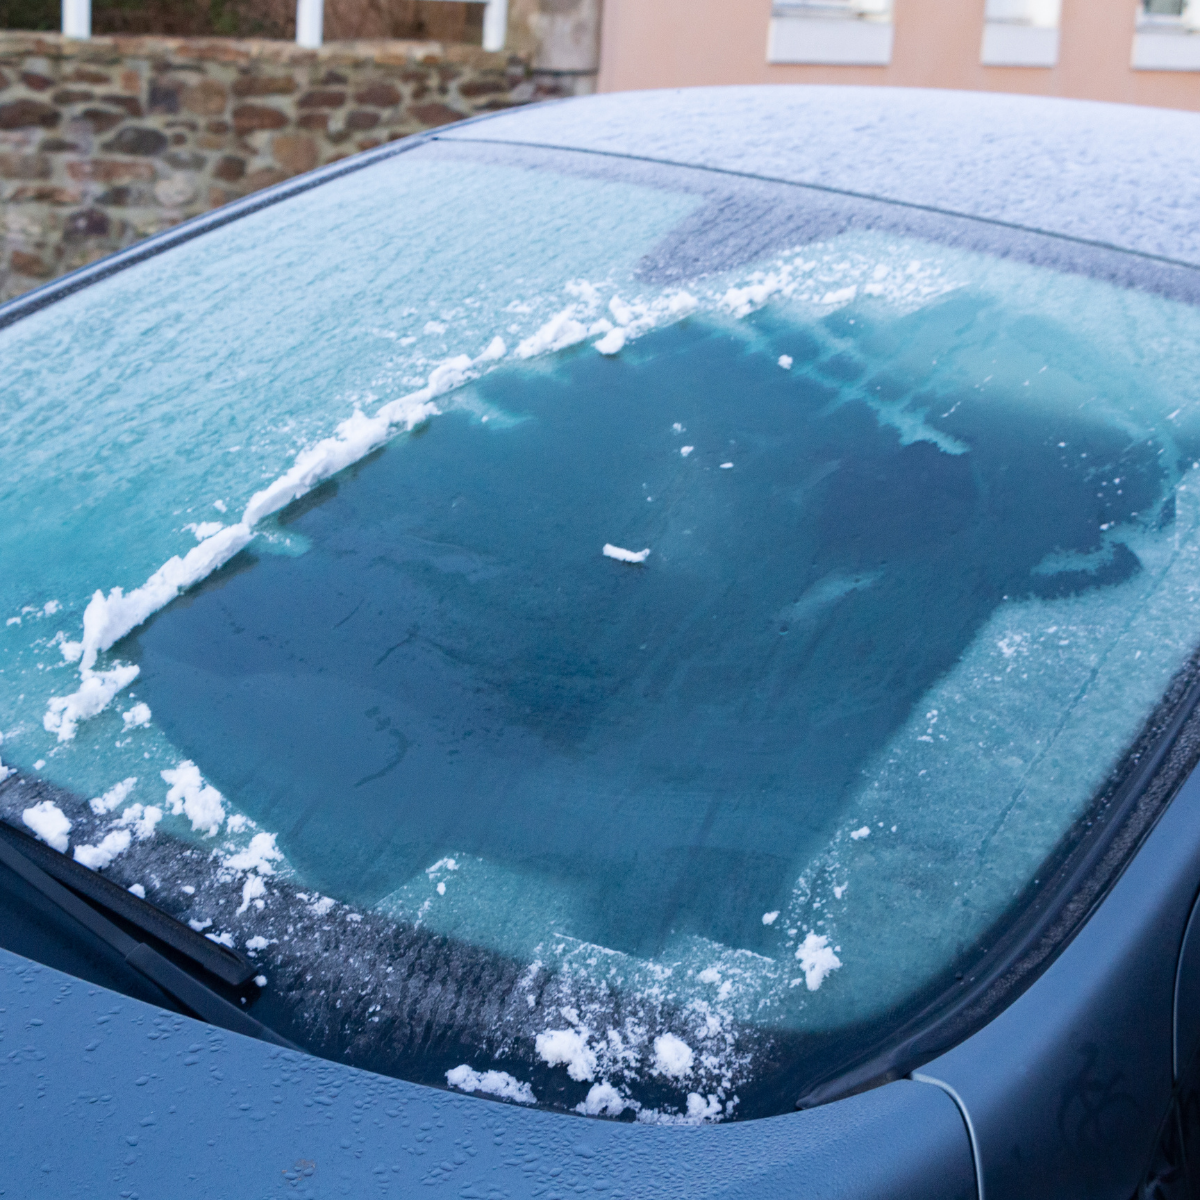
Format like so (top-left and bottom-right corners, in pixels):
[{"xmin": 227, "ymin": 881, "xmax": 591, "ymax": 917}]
[
  {"xmin": 62, "ymin": 0, "xmax": 91, "ymax": 38},
  {"xmin": 482, "ymin": 0, "xmax": 508, "ymax": 52},
  {"xmin": 296, "ymin": 0, "xmax": 323, "ymax": 48}
]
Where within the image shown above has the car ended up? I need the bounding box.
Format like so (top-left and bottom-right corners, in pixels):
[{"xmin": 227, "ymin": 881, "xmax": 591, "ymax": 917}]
[{"xmin": 2, "ymin": 83, "xmax": 1200, "ymax": 1199}]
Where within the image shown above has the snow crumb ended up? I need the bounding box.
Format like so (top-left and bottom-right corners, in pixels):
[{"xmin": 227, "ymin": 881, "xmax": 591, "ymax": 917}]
[
  {"xmin": 535, "ymin": 1028, "xmax": 597, "ymax": 1081},
  {"xmin": 603, "ymin": 544, "xmax": 650, "ymax": 564},
  {"xmin": 22, "ymin": 800, "xmax": 71, "ymax": 852},
  {"xmin": 44, "ymin": 662, "xmax": 140, "ymax": 742},
  {"xmin": 212, "ymin": 500, "xmax": 227, "ymax": 513},
  {"xmin": 222, "ymin": 831, "xmax": 282, "ymax": 875},
  {"xmin": 161, "ymin": 761, "xmax": 226, "ymax": 836},
  {"xmin": 850, "ymin": 826, "xmax": 871, "ymax": 840},
  {"xmin": 73, "ymin": 828, "xmax": 132, "ymax": 871},
  {"xmin": 762, "ymin": 910, "xmax": 780, "ymax": 925},
  {"xmin": 821, "ymin": 285, "xmax": 858, "ymax": 305},
  {"xmin": 206, "ymin": 931, "xmax": 235, "ymax": 948},
  {"xmin": 720, "ymin": 462, "xmax": 733, "ymax": 469},
  {"xmin": 697, "ymin": 966, "xmax": 722, "ymax": 985},
  {"xmin": 188, "ymin": 918, "xmax": 212, "ymax": 932},
  {"xmin": 42, "ymin": 600, "xmax": 61, "ymax": 616},
  {"xmin": 672, "ymin": 422, "xmax": 684, "ymax": 432},
  {"xmin": 423, "ymin": 320, "xmax": 447, "ymax": 335},
  {"xmin": 246, "ymin": 935, "xmax": 270, "ymax": 952},
  {"xmin": 128, "ymin": 883, "xmax": 146, "ymax": 899},
  {"xmin": 5, "ymin": 617, "xmax": 19, "ymax": 626},
  {"xmin": 236, "ymin": 874, "xmax": 267, "ymax": 915},
  {"xmin": 594, "ymin": 327, "xmax": 627, "ymax": 355},
  {"xmin": 89, "ymin": 776, "xmax": 138, "ymax": 815},
  {"xmin": 680, "ymin": 446, "xmax": 694, "ymax": 457},
  {"xmin": 796, "ymin": 932, "xmax": 843, "ymax": 991},
  {"xmin": 778, "ymin": 355, "xmax": 793, "ymax": 370},
  {"xmin": 478, "ymin": 335, "xmax": 507, "ymax": 361},
  {"xmin": 254, "ymin": 974, "xmax": 267, "ymax": 988},
  {"xmin": 576, "ymin": 1081, "xmax": 636, "ymax": 1117},
  {"xmin": 686, "ymin": 1093, "xmax": 723, "ymax": 1121},
  {"xmin": 446, "ymin": 1065, "xmax": 536, "ymax": 1105},
  {"xmin": 122, "ymin": 702, "xmax": 151, "ymax": 730},
  {"xmin": 652, "ymin": 1033, "xmax": 694, "ymax": 1079},
  {"xmin": 833, "ymin": 883, "xmax": 847, "ymax": 900},
  {"xmin": 115, "ymin": 803, "xmax": 162, "ymax": 840},
  {"xmin": 184, "ymin": 521, "xmax": 224, "ymax": 542},
  {"xmin": 309, "ymin": 895, "xmax": 335, "ymax": 917},
  {"xmin": 437, "ymin": 880, "xmax": 446, "ymax": 895}
]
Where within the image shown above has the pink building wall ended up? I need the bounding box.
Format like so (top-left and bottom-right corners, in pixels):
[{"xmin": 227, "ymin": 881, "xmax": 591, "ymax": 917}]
[{"xmin": 596, "ymin": 0, "xmax": 1200, "ymax": 110}]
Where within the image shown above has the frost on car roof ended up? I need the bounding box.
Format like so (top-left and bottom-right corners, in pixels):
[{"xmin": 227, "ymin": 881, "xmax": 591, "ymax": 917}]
[{"xmin": 3, "ymin": 137, "xmax": 1200, "ymax": 1122}]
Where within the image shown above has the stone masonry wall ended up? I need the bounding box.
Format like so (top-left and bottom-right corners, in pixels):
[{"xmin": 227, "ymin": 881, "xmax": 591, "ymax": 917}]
[{"xmin": 0, "ymin": 31, "xmax": 572, "ymax": 302}]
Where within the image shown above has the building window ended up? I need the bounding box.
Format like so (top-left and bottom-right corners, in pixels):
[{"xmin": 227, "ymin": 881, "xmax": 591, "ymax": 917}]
[
  {"xmin": 767, "ymin": 0, "xmax": 894, "ymax": 66},
  {"xmin": 1133, "ymin": 0, "xmax": 1200, "ymax": 69},
  {"xmin": 980, "ymin": 0, "xmax": 1061, "ymax": 67}
]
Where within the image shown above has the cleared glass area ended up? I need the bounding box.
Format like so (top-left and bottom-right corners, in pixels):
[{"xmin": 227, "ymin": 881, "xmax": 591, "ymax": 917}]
[{"xmin": 3, "ymin": 139, "xmax": 1200, "ymax": 1121}]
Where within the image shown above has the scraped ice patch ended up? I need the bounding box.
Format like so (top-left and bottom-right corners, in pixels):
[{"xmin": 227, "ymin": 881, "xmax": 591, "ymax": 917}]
[
  {"xmin": 236, "ymin": 873, "xmax": 267, "ymax": 915},
  {"xmin": 652, "ymin": 1033, "xmax": 694, "ymax": 1079},
  {"xmin": 762, "ymin": 911, "xmax": 779, "ymax": 925},
  {"xmin": 161, "ymin": 761, "xmax": 225, "ymax": 836},
  {"xmin": 796, "ymin": 932, "xmax": 842, "ymax": 991},
  {"xmin": 576, "ymin": 1081, "xmax": 636, "ymax": 1117},
  {"xmin": 446, "ymin": 1065, "xmax": 536, "ymax": 1105},
  {"xmin": 116, "ymin": 803, "xmax": 162, "ymax": 840},
  {"xmin": 22, "ymin": 800, "xmax": 71, "ymax": 852},
  {"xmin": 122, "ymin": 703, "xmax": 151, "ymax": 730},
  {"xmin": 603, "ymin": 544, "xmax": 650, "ymax": 564},
  {"xmin": 223, "ymin": 831, "xmax": 283, "ymax": 875},
  {"xmin": 778, "ymin": 355, "xmax": 793, "ymax": 370},
  {"xmin": 73, "ymin": 828, "xmax": 132, "ymax": 870},
  {"xmin": 850, "ymin": 826, "xmax": 871, "ymax": 840},
  {"xmin": 535, "ymin": 1028, "xmax": 597, "ymax": 1081},
  {"xmin": 128, "ymin": 883, "xmax": 145, "ymax": 898},
  {"xmin": 44, "ymin": 662, "xmax": 140, "ymax": 741},
  {"xmin": 89, "ymin": 777, "xmax": 137, "ymax": 815}
]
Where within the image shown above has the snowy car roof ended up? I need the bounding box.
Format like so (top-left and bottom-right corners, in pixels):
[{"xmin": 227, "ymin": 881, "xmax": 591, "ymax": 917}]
[{"xmin": 443, "ymin": 85, "xmax": 1200, "ymax": 266}]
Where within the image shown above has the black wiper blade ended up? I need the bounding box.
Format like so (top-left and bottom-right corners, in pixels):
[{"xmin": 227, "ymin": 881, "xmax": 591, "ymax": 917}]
[
  {"xmin": 0, "ymin": 820, "xmax": 296, "ymax": 1049},
  {"xmin": 0, "ymin": 817, "xmax": 255, "ymax": 986}
]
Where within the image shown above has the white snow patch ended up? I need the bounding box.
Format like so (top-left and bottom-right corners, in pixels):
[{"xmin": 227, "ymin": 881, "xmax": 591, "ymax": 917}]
[
  {"xmin": 796, "ymin": 932, "xmax": 842, "ymax": 991},
  {"xmin": 686, "ymin": 1093, "xmax": 724, "ymax": 1121},
  {"xmin": 188, "ymin": 918, "xmax": 212, "ymax": 932},
  {"xmin": 184, "ymin": 521, "xmax": 224, "ymax": 541},
  {"xmin": 680, "ymin": 445, "xmax": 694, "ymax": 457},
  {"xmin": 535, "ymin": 1028, "xmax": 597, "ymax": 1081},
  {"xmin": 44, "ymin": 662, "xmax": 140, "ymax": 741},
  {"xmin": 73, "ymin": 828, "xmax": 132, "ymax": 871},
  {"xmin": 254, "ymin": 974, "xmax": 267, "ymax": 988},
  {"xmin": 122, "ymin": 702, "xmax": 151, "ymax": 730},
  {"xmin": 603, "ymin": 544, "xmax": 650, "ymax": 564},
  {"xmin": 821, "ymin": 285, "xmax": 858, "ymax": 305},
  {"xmin": 762, "ymin": 910, "xmax": 780, "ymax": 926},
  {"xmin": 236, "ymin": 874, "xmax": 267, "ymax": 915},
  {"xmin": 445, "ymin": 1065, "xmax": 536, "ymax": 1105},
  {"xmin": 161, "ymin": 761, "xmax": 226, "ymax": 836},
  {"xmin": 206, "ymin": 930, "xmax": 235, "ymax": 948},
  {"xmin": 246, "ymin": 936, "xmax": 270, "ymax": 951},
  {"xmin": 89, "ymin": 776, "xmax": 137, "ymax": 815},
  {"xmin": 115, "ymin": 803, "xmax": 162, "ymax": 840},
  {"xmin": 575, "ymin": 1081, "xmax": 636, "ymax": 1117},
  {"xmin": 22, "ymin": 800, "xmax": 70, "ymax": 852},
  {"xmin": 850, "ymin": 826, "xmax": 871, "ymax": 840},
  {"xmin": 778, "ymin": 355, "xmax": 793, "ymax": 370},
  {"xmin": 652, "ymin": 1033, "xmax": 694, "ymax": 1079},
  {"xmin": 696, "ymin": 967, "xmax": 722, "ymax": 985},
  {"xmin": 309, "ymin": 895, "xmax": 335, "ymax": 917},
  {"xmin": 223, "ymin": 831, "xmax": 282, "ymax": 875},
  {"xmin": 594, "ymin": 326, "xmax": 627, "ymax": 355},
  {"xmin": 720, "ymin": 462, "xmax": 733, "ymax": 469},
  {"xmin": 42, "ymin": 600, "xmax": 61, "ymax": 616},
  {"xmin": 128, "ymin": 883, "xmax": 146, "ymax": 898}
]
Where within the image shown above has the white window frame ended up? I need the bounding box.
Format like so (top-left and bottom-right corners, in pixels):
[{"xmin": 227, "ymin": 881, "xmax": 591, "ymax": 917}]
[
  {"xmin": 767, "ymin": 0, "xmax": 895, "ymax": 66},
  {"xmin": 1133, "ymin": 0, "xmax": 1200, "ymax": 70},
  {"xmin": 979, "ymin": 0, "xmax": 1061, "ymax": 67}
]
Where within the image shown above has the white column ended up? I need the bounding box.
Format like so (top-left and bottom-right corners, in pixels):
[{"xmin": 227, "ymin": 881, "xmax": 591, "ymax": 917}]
[
  {"xmin": 62, "ymin": 0, "xmax": 91, "ymax": 38},
  {"xmin": 482, "ymin": 0, "xmax": 508, "ymax": 52},
  {"xmin": 296, "ymin": 0, "xmax": 324, "ymax": 48}
]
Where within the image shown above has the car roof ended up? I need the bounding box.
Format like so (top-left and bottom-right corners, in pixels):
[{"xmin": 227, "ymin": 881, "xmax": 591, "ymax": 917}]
[{"xmin": 443, "ymin": 85, "xmax": 1200, "ymax": 266}]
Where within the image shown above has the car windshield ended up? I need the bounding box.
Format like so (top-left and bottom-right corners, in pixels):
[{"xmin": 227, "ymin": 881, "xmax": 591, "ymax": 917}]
[{"xmin": 3, "ymin": 137, "xmax": 1200, "ymax": 1122}]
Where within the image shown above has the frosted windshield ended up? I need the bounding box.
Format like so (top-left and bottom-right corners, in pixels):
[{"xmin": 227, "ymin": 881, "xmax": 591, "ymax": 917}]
[{"xmin": 3, "ymin": 140, "xmax": 1200, "ymax": 1122}]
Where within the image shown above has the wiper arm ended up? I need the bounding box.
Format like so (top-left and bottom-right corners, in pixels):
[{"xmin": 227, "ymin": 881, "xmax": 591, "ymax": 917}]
[{"xmin": 0, "ymin": 820, "xmax": 296, "ymax": 1049}]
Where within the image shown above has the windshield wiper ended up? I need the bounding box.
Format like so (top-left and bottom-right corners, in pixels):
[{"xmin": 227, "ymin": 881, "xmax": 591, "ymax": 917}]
[{"xmin": 0, "ymin": 819, "xmax": 295, "ymax": 1049}]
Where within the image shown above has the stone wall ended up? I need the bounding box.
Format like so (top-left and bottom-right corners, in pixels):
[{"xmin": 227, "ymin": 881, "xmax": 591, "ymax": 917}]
[{"xmin": 0, "ymin": 31, "xmax": 573, "ymax": 303}]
